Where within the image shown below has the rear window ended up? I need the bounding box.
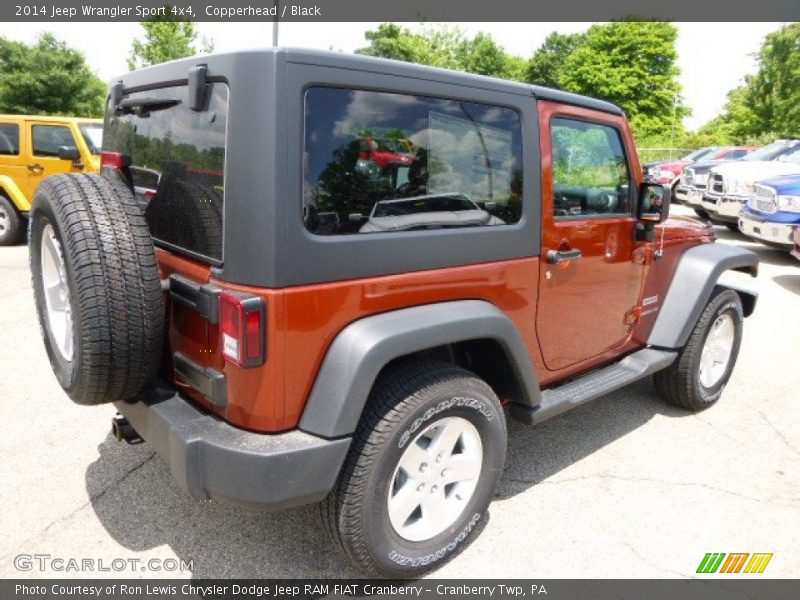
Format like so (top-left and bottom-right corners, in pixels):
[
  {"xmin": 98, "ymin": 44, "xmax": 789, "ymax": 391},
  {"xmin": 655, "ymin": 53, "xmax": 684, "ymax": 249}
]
[
  {"xmin": 103, "ymin": 83, "xmax": 228, "ymax": 263},
  {"xmin": 303, "ymin": 87, "xmax": 523, "ymax": 235},
  {"xmin": 0, "ymin": 123, "xmax": 19, "ymax": 155}
]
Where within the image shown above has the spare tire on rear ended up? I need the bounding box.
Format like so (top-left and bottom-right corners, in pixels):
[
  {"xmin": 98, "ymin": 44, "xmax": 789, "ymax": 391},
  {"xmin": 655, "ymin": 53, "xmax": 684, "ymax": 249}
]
[{"xmin": 29, "ymin": 173, "xmax": 164, "ymax": 405}]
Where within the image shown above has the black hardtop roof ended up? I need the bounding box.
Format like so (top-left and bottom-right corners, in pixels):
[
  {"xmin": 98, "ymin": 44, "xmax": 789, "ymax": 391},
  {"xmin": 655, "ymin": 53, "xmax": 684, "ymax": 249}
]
[{"xmin": 113, "ymin": 47, "xmax": 624, "ymax": 117}]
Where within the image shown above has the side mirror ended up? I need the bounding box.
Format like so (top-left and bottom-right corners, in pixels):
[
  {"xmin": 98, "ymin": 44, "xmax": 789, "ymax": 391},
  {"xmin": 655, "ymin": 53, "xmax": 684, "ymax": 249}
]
[
  {"xmin": 637, "ymin": 182, "xmax": 671, "ymax": 224},
  {"xmin": 58, "ymin": 146, "xmax": 81, "ymax": 161}
]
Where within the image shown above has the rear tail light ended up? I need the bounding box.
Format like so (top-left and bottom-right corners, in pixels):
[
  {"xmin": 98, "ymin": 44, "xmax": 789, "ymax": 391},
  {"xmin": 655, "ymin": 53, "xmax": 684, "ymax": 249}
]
[
  {"xmin": 219, "ymin": 292, "xmax": 266, "ymax": 368},
  {"xmin": 101, "ymin": 151, "xmax": 128, "ymax": 170}
]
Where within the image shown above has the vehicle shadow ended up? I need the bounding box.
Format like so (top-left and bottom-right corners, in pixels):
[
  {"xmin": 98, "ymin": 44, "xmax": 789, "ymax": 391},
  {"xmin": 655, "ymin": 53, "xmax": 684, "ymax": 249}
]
[
  {"xmin": 496, "ymin": 379, "xmax": 682, "ymax": 498},
  {"xmin": 86, "ymin": 434, "xmax": 363, "ymax": 578},
  {"xmin": 86, "ymin": 379, "xmax": 680, "ymax": 578}
]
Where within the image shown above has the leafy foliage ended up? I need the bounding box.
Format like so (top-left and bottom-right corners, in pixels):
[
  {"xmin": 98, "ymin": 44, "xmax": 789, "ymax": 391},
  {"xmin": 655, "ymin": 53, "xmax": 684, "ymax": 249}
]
[
  {"xmin": 357, "ymin": 24, "xmax": 527, "ymax": 82},
  {"xmin": 702, "ymin": 23, "xmax": 799, "ymax": 141},
  {"xmin": 0, "ymin": 33, "xmax": 106, "ymax": 117},
  {"xmin": 127, "ymin": 20, "xmax": 213, "ymax": 70},
  {"xmin": 359, "ymin": 22, "xmax": 687, "ymax": 139},
  {"xmin": 527, "ymin": 32, "xmax": 584, "ymax": 89},
  {"xmin": 558, "ymin": 22, "xmax": 687, "ymax": 139}
]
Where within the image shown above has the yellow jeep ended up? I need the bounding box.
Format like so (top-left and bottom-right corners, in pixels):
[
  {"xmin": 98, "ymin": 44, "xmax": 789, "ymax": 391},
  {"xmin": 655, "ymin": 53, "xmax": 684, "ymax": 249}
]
[{"xmin": 0, "ymin": 115, "xmax": 102, "ymax": 245}]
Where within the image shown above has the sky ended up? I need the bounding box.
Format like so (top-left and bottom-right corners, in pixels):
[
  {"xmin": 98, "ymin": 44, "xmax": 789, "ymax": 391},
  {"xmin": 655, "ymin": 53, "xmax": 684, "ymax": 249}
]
[{"xmin": 0, "ymin": 21, "xmax": 784, "ymax": 129}]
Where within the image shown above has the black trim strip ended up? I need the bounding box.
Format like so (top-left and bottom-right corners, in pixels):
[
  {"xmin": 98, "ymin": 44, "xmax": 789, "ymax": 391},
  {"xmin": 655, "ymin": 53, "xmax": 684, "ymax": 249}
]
[
  {"xmin": 174, "ymin": 352, "xmax": 227, "ymax": 408},
  {"xmin": 168, "ymin": 274, "xmax": 221, "ymax": 324}
]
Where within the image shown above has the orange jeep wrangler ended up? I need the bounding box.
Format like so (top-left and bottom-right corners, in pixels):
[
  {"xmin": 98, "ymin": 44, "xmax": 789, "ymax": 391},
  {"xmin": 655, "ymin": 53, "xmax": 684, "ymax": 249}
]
[{"xmin": 29, "ymin": 49, "xmax": 758, "ymax": 576}]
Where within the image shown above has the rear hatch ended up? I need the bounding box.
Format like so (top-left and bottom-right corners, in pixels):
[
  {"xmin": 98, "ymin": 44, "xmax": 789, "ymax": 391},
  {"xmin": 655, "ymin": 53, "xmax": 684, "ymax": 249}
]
[{"xmin": 102, "ymin": 80, "xmax": 271, "ymax": 426}]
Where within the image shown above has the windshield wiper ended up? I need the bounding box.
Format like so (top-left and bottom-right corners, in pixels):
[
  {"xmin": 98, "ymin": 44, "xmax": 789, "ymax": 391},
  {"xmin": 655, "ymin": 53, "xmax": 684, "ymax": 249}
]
[{"xmin": 117, "ymin": 96, "xmax": 181, "ymax": 117}]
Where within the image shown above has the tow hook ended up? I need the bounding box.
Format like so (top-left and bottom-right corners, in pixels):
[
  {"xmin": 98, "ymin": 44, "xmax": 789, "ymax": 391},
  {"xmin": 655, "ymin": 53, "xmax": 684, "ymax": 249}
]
[{"xmin": 111, "ymin": 414, "xmax": 143, "ymax": 445}]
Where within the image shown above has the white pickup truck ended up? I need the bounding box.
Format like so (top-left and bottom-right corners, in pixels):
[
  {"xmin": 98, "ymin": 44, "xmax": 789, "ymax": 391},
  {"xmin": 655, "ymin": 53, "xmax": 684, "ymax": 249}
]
[
  {"xmin": 701, "ymin": 142, "xmax": 800, "ymax": 229},
  {"xmin": 676, "ymin": 140, "xmax": 799, "ymax": 219}
]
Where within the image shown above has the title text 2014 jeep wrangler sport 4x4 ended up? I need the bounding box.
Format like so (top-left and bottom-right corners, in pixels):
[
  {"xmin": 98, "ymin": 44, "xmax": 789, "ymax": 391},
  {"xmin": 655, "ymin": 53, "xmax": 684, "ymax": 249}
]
[{"xmin": 29, "ymin": 49, "xmax": 758, "ymax": 576}]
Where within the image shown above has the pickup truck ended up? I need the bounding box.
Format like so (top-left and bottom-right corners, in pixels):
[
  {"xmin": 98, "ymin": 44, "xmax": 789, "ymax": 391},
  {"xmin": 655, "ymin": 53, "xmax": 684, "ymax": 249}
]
[
  {"xmin": 27, "ymin": 49, "xmax": 758, "ymax": 576},
  {"xmin": 702, "ymin": 143, "xmax": 800, "ymax": 229},
  {"xmin": 643, "ymin": 146, "xmax": 754, "ymax": 188},
  {"xmin": 676, "ymin": 140, "xmax": 800, "ymax": 220},
  {"xmin": 739, "ymin": 174, "xmax": 800, "ymax": 250}
]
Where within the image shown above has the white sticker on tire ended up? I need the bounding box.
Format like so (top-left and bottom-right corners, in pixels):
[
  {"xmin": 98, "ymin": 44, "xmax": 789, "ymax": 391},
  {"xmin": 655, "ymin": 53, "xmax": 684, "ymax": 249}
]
[
  {"xmin": 389, "ymin": 513, "xmax": 481, "ymax": 567},
  {"xmin": 398, "ymin": 396, "xmax": 493, "ymax": 449}
]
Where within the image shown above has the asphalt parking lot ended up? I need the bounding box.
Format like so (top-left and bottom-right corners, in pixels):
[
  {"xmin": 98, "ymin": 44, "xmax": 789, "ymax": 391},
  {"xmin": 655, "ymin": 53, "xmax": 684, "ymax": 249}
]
[{"xmin": 1, "ymin": 204, "xmax": 798, "ymax": 579}]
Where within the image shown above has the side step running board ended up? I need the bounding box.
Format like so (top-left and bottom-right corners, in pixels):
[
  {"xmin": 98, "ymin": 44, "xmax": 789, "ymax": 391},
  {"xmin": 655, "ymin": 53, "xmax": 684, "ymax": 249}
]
[{"xmin": 509, "ymin": 348, "xmax": 677, "ymax": 425}]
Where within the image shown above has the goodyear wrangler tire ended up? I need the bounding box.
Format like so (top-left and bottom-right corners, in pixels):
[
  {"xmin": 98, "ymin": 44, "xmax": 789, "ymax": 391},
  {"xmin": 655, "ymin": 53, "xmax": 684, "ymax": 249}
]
[
  {"xmin": 321, "ymin": 360, "xmax": 506, "ymax": 577},
  {"xmin": 29, "ymin": 173, "xmax": 164, "ymax": 405}
]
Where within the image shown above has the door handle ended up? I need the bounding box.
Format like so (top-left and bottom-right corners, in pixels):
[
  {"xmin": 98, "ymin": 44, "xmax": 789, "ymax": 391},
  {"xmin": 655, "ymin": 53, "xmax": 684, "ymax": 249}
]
[
  {"xmin": 546, "ymin": 248, "xmax": 583, "ymax": 264},
  {"xmin": 27, "ymin": 164, "xmax": 43, "ymax": 174}
]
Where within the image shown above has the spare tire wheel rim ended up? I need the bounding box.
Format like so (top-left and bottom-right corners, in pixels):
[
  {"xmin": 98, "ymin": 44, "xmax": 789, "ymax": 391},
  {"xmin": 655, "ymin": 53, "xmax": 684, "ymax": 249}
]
[
  {"xmin": 40, "ymin": 224, "xmax": 74, "ymax": 362},
  {"xmin": 699, "ymin": 312, "xmax": 735, "ymax": 388},
  {"xmin": 388, "ymin": 416, "xmax": 483, "ymax": 542}
]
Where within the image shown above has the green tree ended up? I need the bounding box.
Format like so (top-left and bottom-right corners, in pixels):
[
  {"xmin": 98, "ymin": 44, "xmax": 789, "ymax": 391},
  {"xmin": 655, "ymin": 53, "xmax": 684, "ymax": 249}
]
[
  {"xmin": 744, "ymin": 23, "xmax": 800, "ymax": 138},
  {"xmin": 695, "ymin": 24, "xmax": 798, "ymax": 141},
  {"xmin": 557, "ymin": 22, "xmax": 687, "ymax": 138},
  {"xmin": 0, "ymin": 33, "xmax": 106, "ymax": 117},
  {"xmin": 127, "ymin": 20, "xmax": 213, "ymax": 70},
  {"xmin": 357, "ymin": 24, "xmax": 526, "ymax": 82},
  {"xmin": 527, "ymin": 32, "xmax": 585, "ymax": 88},
  {"xmin": 698, "ymin": 86, "xmax": 756, "ymax": 142}
]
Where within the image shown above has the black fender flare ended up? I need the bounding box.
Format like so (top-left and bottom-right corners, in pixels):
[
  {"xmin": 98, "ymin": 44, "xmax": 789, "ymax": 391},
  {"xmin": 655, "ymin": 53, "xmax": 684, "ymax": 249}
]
[
  {"xmin": 647, "ymin": 243, "xmax": 758, "ymax": 349},
  {"xmin": 298, "ymin": 300, "xmax": 541, "ymax": 439}
]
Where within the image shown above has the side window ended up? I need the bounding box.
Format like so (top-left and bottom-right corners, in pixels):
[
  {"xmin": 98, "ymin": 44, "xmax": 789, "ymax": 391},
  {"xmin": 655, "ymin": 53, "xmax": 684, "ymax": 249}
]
[
  {"xmin": 303, "ymin": 87, "xmax": 523, "ymax": 235},
  {"xmin": 32, "ymin": 125, "xmax": 77, "ymax": 157},
  {"xmin": 0, "ymin": 123, "xmax": 20, "ymax": 155},
  {"xmin": 727, "ymin": 149, "xmax": 748, "ymax": 159},
  {"xmin": 551, "ymin": 117, "xmax": 631, "ymax": 218}
]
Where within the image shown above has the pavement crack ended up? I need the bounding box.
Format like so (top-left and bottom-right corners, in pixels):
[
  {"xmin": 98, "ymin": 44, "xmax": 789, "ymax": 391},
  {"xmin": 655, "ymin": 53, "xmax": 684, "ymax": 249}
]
[
  {"xmin": 87, "ymin": 450, "xmax": 158, "ymax": 506},
  {"xmin": 752, "ymin": 408, "xmax": 800, "ymax": 458},
  {"xmin": 693, "ymin": 416, "xmax": 747, "ymax": 447},
  {"xmin": 503, "ymin": 472, "xmax": 800, "ymax": 508},
  {"xmin": 621, "ymin": 541, "xmax": 689, "ymax": 578},
  {"xmin": 0, "ymin": 451, "xmax": 156, "ymax": 562}
]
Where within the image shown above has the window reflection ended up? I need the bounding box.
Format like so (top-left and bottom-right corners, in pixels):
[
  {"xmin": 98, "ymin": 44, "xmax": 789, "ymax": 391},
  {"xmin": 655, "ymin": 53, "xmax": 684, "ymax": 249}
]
[{"xmin": 304, "ymin": 88, "xmax": 523, "ymax": 235}]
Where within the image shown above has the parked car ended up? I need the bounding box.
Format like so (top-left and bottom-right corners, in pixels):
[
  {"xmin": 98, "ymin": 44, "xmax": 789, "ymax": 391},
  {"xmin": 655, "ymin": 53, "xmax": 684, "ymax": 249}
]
[
  {"xmin": 361, "ymin": 135, "xmax": 414, "ymax": 169},
  {"xmin": 0, "ymin": 114, "xmax": 102, "ymax": 245},
  {"xmin": 702, "ymin": 142, "xmax": 800, "ymax": 229},
  {"xmin": 356, "ymin": 193, "xmax": 504, "ymax": 232},
  {"xmin": 676, "ymin": 140, "xmax": 799, "ymax": 218},
  {"xmin": 738, "ymin": 174, "xmax": 800, "ymax": 250},
  {"xmin": 643, "ymin": 146, "xmax": 754, "ymax": 188},
  {"xmin": 27, "ymin": 49, "xmax": 758, "ymax": 577}
]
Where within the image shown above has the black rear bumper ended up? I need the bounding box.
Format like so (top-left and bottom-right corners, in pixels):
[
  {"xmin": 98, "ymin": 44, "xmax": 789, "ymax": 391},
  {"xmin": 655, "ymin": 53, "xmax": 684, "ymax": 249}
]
[{"xmin": 114, "ymin": 384, "xmax": 351, "ymax": 509}]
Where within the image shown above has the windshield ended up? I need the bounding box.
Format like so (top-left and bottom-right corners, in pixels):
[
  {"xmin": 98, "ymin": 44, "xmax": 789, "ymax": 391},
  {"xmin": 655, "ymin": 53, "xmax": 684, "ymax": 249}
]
[
  {"xmin": 779, "ymin": 146, "xmax": 800, "ymax": 164},
  {"xmin": 79, "ymin": 123, "xmax": 103, "ymax": 154},
  {"xmin": 742, "ymin": 141, "xmax": 794, "ymax": 162},
  {"xmin": 682, "ymin": 147, "xmax": 716, "ymax": 161}
]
